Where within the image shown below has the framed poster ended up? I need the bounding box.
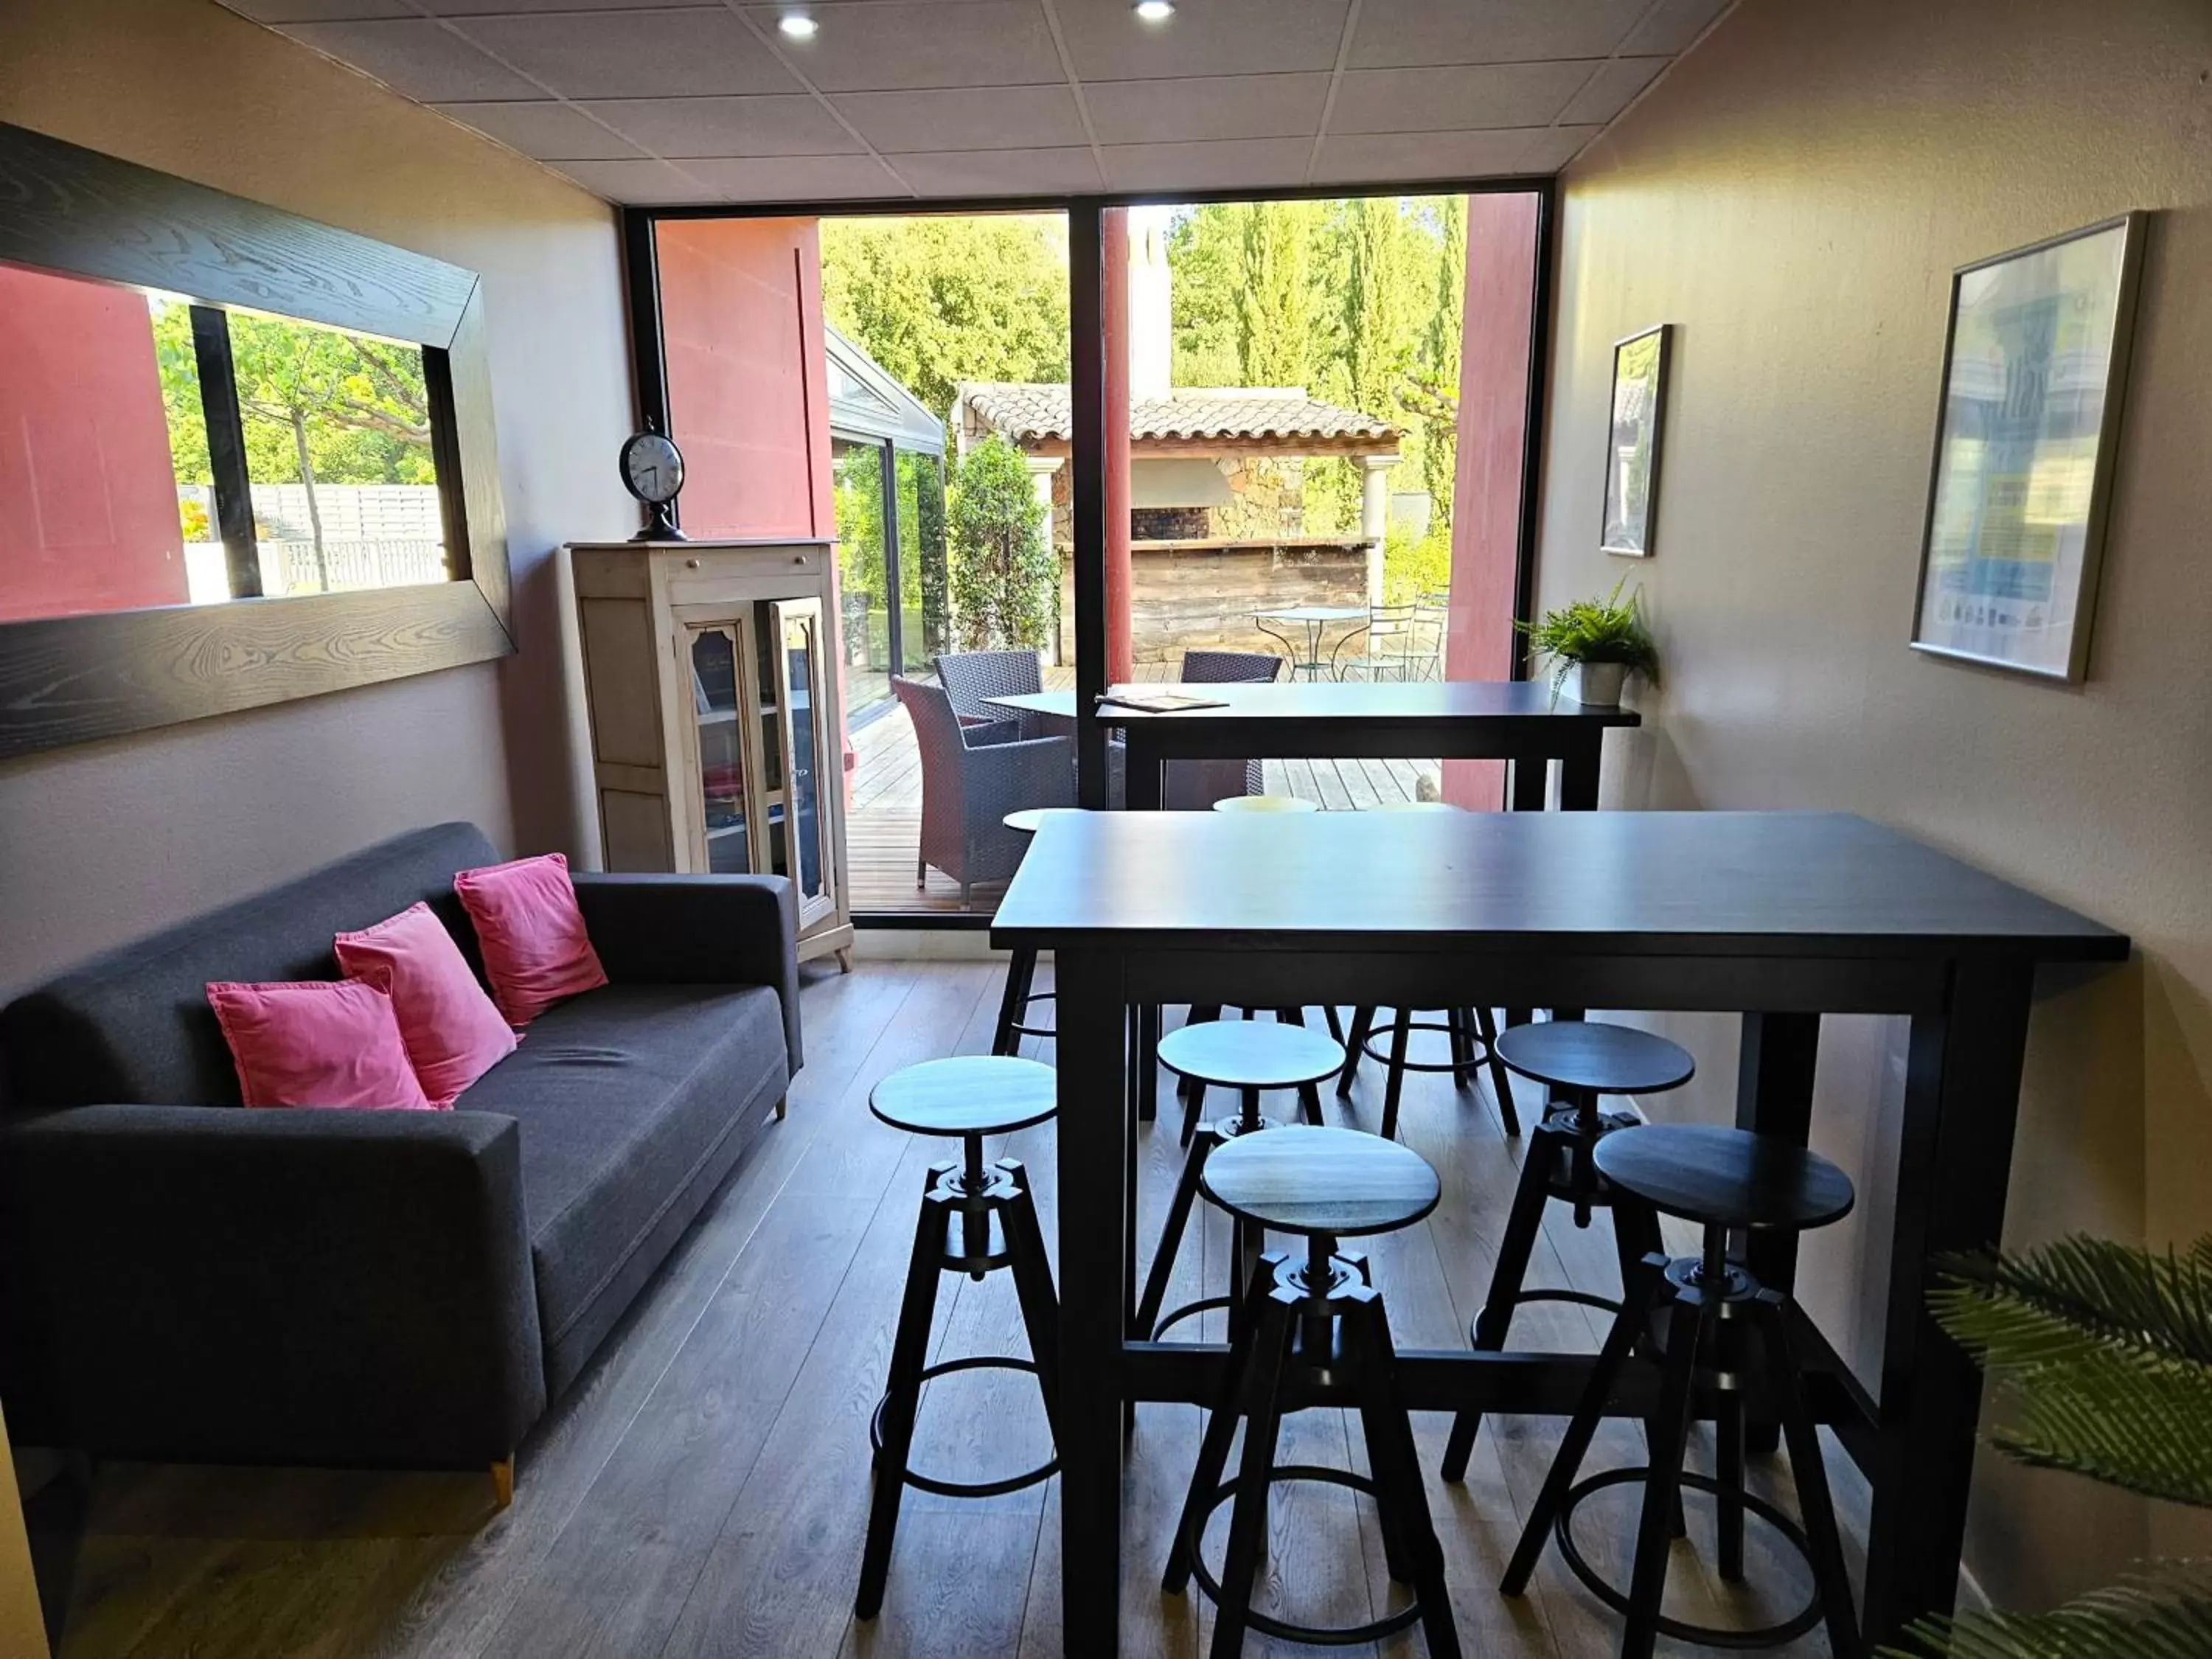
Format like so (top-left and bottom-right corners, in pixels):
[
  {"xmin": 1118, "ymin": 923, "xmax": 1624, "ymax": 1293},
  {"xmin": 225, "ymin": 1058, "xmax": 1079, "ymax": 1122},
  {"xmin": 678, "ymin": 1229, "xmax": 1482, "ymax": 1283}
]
[
  {"xmin": 1600, "ymin": 323, "xmax": 1671, "ymax": 557},
  {"xmin": 1910, "ymin": 213, "xmax": 2145, "ymax": 680}
]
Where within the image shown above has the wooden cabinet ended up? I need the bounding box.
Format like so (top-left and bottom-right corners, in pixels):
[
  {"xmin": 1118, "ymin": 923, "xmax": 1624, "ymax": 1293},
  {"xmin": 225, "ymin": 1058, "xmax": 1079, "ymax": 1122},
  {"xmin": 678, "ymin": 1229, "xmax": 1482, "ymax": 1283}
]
[{"xmin": 569, "ymin": 540, "xmax": 853, "ymax": 967}]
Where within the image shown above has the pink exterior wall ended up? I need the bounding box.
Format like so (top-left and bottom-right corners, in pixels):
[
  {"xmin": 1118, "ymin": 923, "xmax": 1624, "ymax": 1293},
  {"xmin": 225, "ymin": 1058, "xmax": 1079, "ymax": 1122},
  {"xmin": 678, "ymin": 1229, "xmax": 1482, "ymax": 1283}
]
[
  {"xmin": 658, "ymin": 218, "xmax": 832, "ymax": 540},
  {"xmin": 1441, "ymin": 192, "xmax": 1541, "ymax": 810},
  {"xmin": 0, "ymin": 263, "xmax": 189, "ymax": 622}
]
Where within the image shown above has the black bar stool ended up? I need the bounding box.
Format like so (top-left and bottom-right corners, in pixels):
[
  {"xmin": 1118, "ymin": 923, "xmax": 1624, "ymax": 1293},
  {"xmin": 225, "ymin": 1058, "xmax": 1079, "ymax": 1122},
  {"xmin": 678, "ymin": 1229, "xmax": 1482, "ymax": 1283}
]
[
  {"xmin": 1503, "ymin": 1124, "xmax": 1861, "ymax": 1658},
  {"xmin": 1164, "ymin": 1125, "xmax": 1461, "ymax": 1659},
  {"xmin": 1441, "ymin": 1019, "xmax": 1694, "ymax": 1480},
  {"xmin": 1135, "ymin": 1019, "xmax": 1342, "ymax": 1349},
  {"xmin": 991, "ymin": 809, "xmax": 1063, "ymax": 1057},
  {"xmin": 1171, "ymin": 1006, "xmax": 1330, "ymax": 1137},
  {"xmin": 1336, "ymin": 1004, "xmax": 1520, "ymax": 1138},
  {"xmin": 856, "ymin": 1056, "xmax": 1062, "ymax": 1620}
]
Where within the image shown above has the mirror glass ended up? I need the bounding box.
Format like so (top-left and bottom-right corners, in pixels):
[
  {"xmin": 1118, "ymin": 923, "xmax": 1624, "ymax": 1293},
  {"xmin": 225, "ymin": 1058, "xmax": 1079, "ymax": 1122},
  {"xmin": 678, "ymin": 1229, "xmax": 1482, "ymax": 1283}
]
[{"xmin": 0, "ymin": 258, "xmax": 453, "ymax": 622}]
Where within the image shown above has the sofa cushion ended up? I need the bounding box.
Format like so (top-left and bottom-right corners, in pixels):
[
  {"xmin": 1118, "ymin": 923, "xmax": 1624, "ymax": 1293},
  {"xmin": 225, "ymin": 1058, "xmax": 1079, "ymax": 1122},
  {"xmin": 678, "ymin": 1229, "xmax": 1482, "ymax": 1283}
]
[
  {"xmin": 206, "ymin": 979, "xmax": 437, "ymax": 1111},
  {"xmin": 1, "ymin": 823, "xmax": 498, "ymax": 1110},
  {"xmin": 335, "ymin": 902, "xmax": 516, "ymax": 1105},
  {"xmin": 456, "ymin": 982, "xmax": 787, "ymax": 1381},
  {"xmin": 453, "ymin": 852, "xmax": 608, "ymax": 1028}
]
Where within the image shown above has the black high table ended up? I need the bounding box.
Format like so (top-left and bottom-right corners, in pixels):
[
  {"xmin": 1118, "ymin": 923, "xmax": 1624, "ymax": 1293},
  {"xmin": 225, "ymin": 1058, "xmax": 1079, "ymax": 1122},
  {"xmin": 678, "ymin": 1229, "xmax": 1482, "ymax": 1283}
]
[
  {"xmin": 990, "ymin": 809, "xmax": 2127, "ymax": 1658},
  {"xmin": 1094, "ymin": 678, "xmax": 1641, "ymax": 811}
]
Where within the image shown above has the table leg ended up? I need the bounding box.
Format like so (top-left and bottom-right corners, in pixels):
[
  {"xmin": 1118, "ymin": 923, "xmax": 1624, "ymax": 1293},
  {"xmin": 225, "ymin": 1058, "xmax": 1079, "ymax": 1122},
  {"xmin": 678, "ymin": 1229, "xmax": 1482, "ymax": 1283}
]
[
  {"xmin": 1559, "ymin": 733, "xmax": 1602, "ymax": 811},
  {"xmin": 1509, "ymin": 754, "xmax": 1548, "ymax": 813},
  {"xmin": 1860, "ymin": 960, "xmax": 2033, "ymax": 1646},
  {"xmin": 1126, "ymin": 733, "xmax": 1163, "ymax": 812},
  {"xmin": 1733, "ymin": 1012, "xmax": 1820, "ymax": 1452},
  {"xmin": 1054, "ymin": 950, "xmax": 1127, "ymax": 1658}
]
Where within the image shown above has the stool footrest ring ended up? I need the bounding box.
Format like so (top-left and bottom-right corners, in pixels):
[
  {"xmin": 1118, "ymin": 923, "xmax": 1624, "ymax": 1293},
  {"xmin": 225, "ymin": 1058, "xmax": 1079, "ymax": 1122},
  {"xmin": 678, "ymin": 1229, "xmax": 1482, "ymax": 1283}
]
[
  {"xmin": 1150, "ymin": 1294, "xmax": 1234, "ymax": 1343},
  {"xmin": 1554, "ymin": 1467, "xmax": 1823, "ymax": 1649},
  {"xmin": 1184, "ymin": 1465, "xmax": 1427, "ymax": 1646},
  {"xmin": 1477, "ymin": 1287, "xmax": 1624, "ymax": 1348},
  {"xmin": 870, "ymin": 1355, "xmax": 1058, "ymax": 1499},
  {"xmin": 1360, "ymin": 1019, "xmax": 1489, "ymax": 1077}
]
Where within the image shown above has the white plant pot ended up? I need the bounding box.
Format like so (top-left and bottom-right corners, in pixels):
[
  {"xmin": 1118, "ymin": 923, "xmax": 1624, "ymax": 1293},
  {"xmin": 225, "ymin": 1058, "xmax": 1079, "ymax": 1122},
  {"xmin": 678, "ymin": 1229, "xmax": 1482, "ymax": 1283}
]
[{"xmin": 1568, "ymin": 661, "xmax": 1627, "ymax": 706}]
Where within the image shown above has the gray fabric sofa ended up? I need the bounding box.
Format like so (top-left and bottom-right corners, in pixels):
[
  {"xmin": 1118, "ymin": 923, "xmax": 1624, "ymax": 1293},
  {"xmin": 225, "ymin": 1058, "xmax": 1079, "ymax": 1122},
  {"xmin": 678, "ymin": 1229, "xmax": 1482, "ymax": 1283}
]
[{"xmin": 0, "ymin": 822, "xmax": 799, "ymax": 1478}]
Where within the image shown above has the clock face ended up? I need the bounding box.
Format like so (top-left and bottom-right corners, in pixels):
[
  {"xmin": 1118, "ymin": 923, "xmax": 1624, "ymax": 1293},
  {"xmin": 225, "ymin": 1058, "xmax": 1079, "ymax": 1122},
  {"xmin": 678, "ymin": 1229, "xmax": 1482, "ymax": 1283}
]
[{"xmin": 621, "ymin": 432, "xmax": 684, "ymax": 504}]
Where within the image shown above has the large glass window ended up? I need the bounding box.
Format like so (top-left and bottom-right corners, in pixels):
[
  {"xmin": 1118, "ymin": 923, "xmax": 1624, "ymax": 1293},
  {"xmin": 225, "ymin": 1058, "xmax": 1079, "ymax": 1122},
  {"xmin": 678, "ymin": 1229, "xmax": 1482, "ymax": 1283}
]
[{"xmin": 832, "ymin": 436, "xmax": 892, "ymax": 717}]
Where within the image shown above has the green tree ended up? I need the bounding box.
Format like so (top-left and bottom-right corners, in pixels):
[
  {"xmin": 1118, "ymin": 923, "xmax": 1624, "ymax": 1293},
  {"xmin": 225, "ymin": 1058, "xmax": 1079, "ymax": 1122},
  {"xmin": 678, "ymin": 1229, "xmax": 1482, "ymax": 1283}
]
[
  {"xmin": 1406, "ymin": 194, "xmax": 1467, "ymax": 529},
  {"xmin": 820, "ymin": 215, "xmax": 1069, "ymax": 425},
  {"xmin": 227, "ymin": 314, "xmax": 434, "ymax": 585},
  {"xmin": 947, "ymin": 437, "xmax": 1052, "ymax": 650},
  {"xmin": 1234, "ymin": 199, "xmax": 1317, "ymax": 386}
]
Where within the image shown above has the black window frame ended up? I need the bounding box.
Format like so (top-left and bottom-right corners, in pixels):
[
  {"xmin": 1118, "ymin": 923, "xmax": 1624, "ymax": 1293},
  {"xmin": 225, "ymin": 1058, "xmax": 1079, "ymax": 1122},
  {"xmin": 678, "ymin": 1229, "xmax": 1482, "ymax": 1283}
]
[{"xmin": 623, "ymin": 176, "xmax": 1559, "ymax": 928}]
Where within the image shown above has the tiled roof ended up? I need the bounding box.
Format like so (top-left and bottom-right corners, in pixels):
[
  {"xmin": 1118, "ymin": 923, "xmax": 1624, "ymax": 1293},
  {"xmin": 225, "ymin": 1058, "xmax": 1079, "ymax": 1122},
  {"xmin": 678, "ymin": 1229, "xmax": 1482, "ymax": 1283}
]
[{"xmin": 960, "ymin": 383, "xmax": 1397, "ymax": 445}]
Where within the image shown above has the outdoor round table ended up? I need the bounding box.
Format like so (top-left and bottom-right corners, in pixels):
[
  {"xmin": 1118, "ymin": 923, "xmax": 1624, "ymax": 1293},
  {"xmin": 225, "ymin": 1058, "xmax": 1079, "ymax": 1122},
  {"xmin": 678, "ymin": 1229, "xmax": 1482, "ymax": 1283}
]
[{"xmin": 1251, "ymin": 605, "xmax": 1368, "ymax": 681}]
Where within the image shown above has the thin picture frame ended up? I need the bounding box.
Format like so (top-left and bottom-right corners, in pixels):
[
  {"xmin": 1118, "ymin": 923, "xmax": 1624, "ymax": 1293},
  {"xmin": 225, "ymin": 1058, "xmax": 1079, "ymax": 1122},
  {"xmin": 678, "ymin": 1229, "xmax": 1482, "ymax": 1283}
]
[
  {"xmin": 1599, "ymin": 322, "xmax": 1671, "ymax": 557},
  {"xmin": 1908, "ymin": 212, "xmax": 2146, "ymax": 682}
]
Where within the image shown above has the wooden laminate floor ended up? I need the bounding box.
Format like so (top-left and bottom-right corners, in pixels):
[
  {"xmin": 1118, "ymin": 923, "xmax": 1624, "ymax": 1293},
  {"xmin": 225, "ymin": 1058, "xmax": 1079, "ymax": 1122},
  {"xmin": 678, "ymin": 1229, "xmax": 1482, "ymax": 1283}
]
[{"xmin": 46, "ymin": 961, "xmax": 1868, "ymax": 1657}]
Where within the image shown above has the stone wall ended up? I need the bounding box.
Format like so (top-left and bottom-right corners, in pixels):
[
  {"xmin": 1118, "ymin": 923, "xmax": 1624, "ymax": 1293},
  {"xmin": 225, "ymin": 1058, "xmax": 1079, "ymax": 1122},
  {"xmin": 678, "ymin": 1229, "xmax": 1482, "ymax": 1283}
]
[
  {"xmin": 1054, "ymin": 540, "xmax": 1369, "ymax": 667},
  {"xmin": 1207, "ymin": 454, "xmax": 1306, "ymax": 540}
]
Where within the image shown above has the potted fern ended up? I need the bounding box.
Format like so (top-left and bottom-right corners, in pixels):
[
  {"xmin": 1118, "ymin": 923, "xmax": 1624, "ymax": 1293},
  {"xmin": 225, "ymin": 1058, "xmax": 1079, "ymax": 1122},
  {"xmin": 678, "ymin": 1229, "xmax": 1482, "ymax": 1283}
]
[
  {"xmin": 1520, "ymin": 580, "xmax": 1659, "ymax": 706},
  {"xmin": 1891, "ymin": 1234, "xmax": 2212, "ymax": 1655}
]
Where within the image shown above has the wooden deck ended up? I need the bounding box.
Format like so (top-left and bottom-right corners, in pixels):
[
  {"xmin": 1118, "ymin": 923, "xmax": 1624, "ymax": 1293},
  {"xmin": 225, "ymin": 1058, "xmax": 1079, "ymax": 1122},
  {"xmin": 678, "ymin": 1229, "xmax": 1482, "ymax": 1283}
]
[{"xmin": 844, "ymin": 669, "xmax": 1444, "ymax": 914}]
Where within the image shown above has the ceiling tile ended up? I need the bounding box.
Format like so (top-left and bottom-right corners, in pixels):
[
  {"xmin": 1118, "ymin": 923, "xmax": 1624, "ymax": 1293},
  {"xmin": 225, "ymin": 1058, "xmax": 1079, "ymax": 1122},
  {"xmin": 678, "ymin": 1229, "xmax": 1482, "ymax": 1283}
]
[
  {"xmin": 1098, "ymin": 138, "xmax": 1313, "ymax": 193},
  {"xmin": 582, "ymin": 94, "xmax": 860, "ymax": 156},
  {"xmin": 1310, "ymin": 128, "xmax": 1535, "ymax": 182},
  {"xmin": 891, "ymin": 147, "xmax": 1104, "ymax": 195},
  {"xmin": 281, "ymin": 18, "xmax": 546, "ymax": 100},
  {"xmin": 1622, "ymin": 0, "xmax": 1732, "ymax": 54},
  {"xmin": 1347, "ymin": 0, "xmax": 1646, "ymax": 67},
  {"xmin": 833, "ymin": 85, "xmax": 1084, "ymax": 152},
  {"xmin": 1058, "ymin": 0, "xmax": 1352, "ymax": 81},
  {"xmin": 433, "ymin": 100, "xmax": 645, "ymax": 159},
  {"xmin": 424, "ymin": 0, "xmax": 720, "ymax": 10},
  {"xmin": 456, "ymin": 9, "xmax": 800, "ymax": 99},
  {"xmin": 681, "ymin": 153, "xmax": 906, "ymax": 200},
  {"xmin": 1558, "ymin": 56, "xmax": 1666, "ymax": 125},
  {"xmin": 1085, "ymin": 73, "xmax": 1329, "ymax": 146},
  {"xmin": 549, "ymin": 157, "xmax": 714, "ymax": 201},
  {"xmin": 1519, "ymin": 124, "xmax": 1603, "ymax": 170},
  {"xmin": 740, "ymin": 2, "xmax": 1062, "ymax": 91},
  {"xmin": 221, "ymin": 0, "xmax": 412, "ymax": 20},
  {"xmin": 1329, "ymin": 61, "xmax": 1593, "ymax": 134}
]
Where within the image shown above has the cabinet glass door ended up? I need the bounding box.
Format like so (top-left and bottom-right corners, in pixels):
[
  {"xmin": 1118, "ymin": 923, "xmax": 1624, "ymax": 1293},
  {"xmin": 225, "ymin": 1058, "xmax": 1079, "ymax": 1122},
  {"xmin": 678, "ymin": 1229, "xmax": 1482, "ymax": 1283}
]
[
  {"xmin": 686, "ymin": 622, "xmax": 751, "ymax": 875},
  {"xmin": 768, "ymin": 597, "xmax": 836, "ymax": 928}
]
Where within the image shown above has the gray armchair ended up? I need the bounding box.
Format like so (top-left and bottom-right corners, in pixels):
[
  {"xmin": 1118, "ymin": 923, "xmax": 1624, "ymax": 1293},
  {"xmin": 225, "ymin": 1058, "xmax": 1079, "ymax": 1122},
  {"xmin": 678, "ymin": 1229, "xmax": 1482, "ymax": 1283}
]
[
  {"xmin": 935, "ymin": 647, "xmax": 1044, "ymax": 737},
  {"xmin": 894, "ymin": 675, "xmax": 1073, "ymax": 905},
  {"xmin": 1164, "ymin": 647, "xmax": 1280, "ymax": 810}
]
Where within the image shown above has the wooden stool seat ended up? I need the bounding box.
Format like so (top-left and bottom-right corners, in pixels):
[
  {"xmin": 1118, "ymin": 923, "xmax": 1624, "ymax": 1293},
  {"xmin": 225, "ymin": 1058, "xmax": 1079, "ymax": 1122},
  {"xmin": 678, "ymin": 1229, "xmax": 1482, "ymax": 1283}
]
[
  {"xmin": 1595, "ymin": 1124, "xmax": 1855, "ymax": 1232},
  {"xmin": 869, "ymin": 1055, "xmax": 1058, "ymax": 1138},
  {"xmin": 1211, "ymin": 794, "xmax": 1319, "ymax": 813},
  {"xmin": 1004, "ymin": 807, "xmax": 1079, "ymax": 836},
  {"xmin": 1493, "ymin": 1020, "xmax": 1696, "ymax": 1097},
  {"xmin": 1200, "ymin": 1125, "xmax": 1441, "ymax": 1238},
  {"xmin": 1157, "ymin": 1020, "xmax": 1344, "ymax": 1091}
]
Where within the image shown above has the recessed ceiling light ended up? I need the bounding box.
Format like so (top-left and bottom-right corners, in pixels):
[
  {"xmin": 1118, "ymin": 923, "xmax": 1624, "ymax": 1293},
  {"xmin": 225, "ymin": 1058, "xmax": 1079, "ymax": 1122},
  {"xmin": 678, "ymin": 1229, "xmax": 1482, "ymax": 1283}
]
[
  {"xmin": 1134, "ymin": 0, "xmax": 1175, "ymax": 20},
  {"xmin": 778, "ymin": 13, "xmax": 818, "ymax": 38}
]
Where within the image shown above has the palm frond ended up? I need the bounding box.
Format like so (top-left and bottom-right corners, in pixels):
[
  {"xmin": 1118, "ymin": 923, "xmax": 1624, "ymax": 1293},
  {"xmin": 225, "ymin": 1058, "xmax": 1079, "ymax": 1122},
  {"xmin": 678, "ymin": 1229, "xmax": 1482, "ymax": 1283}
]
[
  {"xmin": 1932, "ymin": 1237, "xmax": 2212, "ymax": 1508},
  {"xmin": 1887, "ymin": 1569, "xmax": 2212, "ymax": 1658}
]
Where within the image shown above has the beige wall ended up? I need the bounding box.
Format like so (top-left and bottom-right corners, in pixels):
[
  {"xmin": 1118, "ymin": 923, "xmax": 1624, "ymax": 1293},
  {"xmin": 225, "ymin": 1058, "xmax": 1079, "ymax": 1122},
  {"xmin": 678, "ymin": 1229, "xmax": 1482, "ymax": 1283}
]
[
  {"xmin": 0, "ymin": 0, "xmax": 634, "ymax": 997},
  {"xmin": 1538, "ymin": 0, "xmax": 2212, "ymax": 1605}
]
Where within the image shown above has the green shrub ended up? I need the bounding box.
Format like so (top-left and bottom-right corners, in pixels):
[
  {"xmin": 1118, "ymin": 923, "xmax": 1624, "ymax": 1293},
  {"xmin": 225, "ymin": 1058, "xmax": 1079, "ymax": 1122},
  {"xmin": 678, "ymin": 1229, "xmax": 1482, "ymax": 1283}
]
[{"xmin": 948, "ymin": 437, "xmax": 1054, "ymax": 651}]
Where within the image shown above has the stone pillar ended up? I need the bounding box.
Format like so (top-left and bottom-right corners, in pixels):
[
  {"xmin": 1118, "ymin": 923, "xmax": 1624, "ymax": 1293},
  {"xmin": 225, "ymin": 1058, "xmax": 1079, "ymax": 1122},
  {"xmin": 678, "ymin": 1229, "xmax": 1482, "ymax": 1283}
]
[
  {"xmin": 1360, "ymin": 454, "xmax": 1394, "ymax": 605},
  {"xmin": 1026, "ymin": 456, "xmax": 1066, "ymax": 662}
]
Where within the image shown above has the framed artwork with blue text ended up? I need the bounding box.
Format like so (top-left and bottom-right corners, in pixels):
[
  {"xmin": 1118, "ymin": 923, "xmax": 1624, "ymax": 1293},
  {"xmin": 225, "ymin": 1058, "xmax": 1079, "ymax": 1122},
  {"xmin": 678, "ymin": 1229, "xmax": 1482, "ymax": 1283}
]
[{"xmin": 1910, "ymin": 213, "xmax": 2145, "ymax": 681}]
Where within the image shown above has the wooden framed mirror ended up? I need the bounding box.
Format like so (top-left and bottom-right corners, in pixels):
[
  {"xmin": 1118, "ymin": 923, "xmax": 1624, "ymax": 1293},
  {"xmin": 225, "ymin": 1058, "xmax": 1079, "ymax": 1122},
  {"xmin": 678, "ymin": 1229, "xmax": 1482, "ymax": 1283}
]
[{"xmin": 0, "ymin": 121, "xmax": 511, "ymax": 759}]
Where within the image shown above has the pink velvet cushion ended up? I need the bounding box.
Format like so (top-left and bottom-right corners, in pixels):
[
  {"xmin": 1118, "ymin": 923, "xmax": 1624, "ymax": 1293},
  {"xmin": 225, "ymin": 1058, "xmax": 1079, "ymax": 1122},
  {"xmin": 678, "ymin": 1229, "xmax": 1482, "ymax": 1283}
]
[
  {"xmin": 335, "ymin": 902, "xmax": 517, "ymax": 1105},
  {"xmin": 452, "ymin": 851, "xmax": 608, "ymax": 1028},
  {"xmin": 206, "ymin": 979, "xmax": 438, "ymax": 1110}
]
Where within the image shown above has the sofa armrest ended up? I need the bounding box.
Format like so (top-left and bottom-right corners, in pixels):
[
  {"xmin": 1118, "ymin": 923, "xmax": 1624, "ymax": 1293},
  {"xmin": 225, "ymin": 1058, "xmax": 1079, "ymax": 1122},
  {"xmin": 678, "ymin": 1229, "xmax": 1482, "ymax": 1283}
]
[
  {"xmin": 0, "ymin": 1105, "xmax": 543, "ymax": 1469},
  {"xmin": 570, "ymin": 872, "xmax": 801, "ymax": 1072}
]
